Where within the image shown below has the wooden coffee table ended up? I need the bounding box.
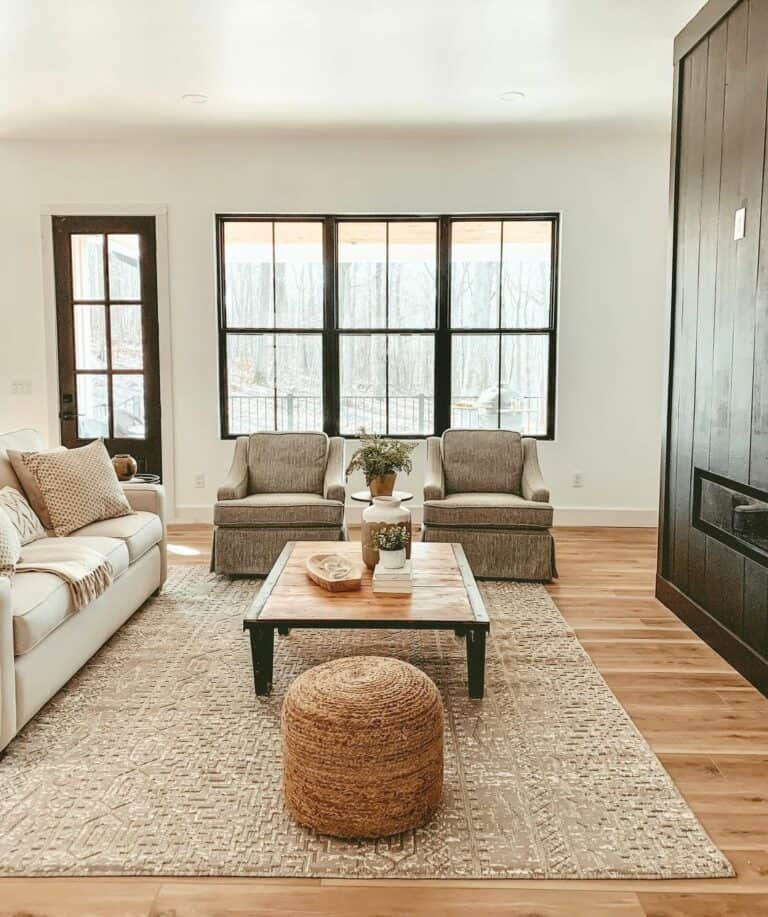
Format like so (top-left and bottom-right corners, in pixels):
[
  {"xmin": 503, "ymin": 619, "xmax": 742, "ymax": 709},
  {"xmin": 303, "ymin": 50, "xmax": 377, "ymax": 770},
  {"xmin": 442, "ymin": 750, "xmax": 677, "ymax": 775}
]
[{"xmin": 243, "ymin": 541, "xmax": 490, "ymax": 698}]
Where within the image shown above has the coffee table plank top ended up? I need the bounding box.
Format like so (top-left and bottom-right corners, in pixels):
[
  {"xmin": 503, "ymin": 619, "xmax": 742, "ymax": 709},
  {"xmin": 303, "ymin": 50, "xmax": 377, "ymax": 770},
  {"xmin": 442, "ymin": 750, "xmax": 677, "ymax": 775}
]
[{"xmin": 245, "ymin": 541, "xmax": 489, "ymax": 626}]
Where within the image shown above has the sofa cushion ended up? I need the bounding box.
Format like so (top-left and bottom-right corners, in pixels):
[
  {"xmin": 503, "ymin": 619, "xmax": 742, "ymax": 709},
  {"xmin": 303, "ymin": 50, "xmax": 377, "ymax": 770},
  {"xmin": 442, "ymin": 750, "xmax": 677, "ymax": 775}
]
[
  {"xmin": 423, "ymin": 493, "xmax": 553, "ymax": 529},
  {"xmin": 15, "ymin": 440, "xmax": 133, "ymax": 536},
  {"xmin": 248, "ymin": 432, "xmax": 328, "ymax": 496},
  {"xmin": 442, "ymin": 429, "xmax": 523, "ymax": 495},
  {"xmin": 214, "ymin": 493, "xmax": 344, "ymax": 528},
  {"xmin": 0, "ymin": 486, "xmax": 45, "ymax": 545},
  {"xmin": 74, "ymin": 511, "xmax": 163, "ymax": 564},
  {"xmin": 12, "ymin": 535, "xmax": 129, "ymax": 656},
  {"xmin": 0, "ymin": 428, "xmax": 45, "ymax": 494},
  {"xmin": 0, "ymin": 508, "xmax": 21, "ymax": 577}
]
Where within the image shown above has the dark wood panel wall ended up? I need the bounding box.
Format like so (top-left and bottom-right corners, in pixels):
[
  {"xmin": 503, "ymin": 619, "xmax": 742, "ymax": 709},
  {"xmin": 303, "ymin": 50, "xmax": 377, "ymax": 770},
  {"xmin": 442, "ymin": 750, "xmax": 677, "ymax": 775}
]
[{"xmin": 658, "ymin": 0, "xmax": 768, "ymax": 694}]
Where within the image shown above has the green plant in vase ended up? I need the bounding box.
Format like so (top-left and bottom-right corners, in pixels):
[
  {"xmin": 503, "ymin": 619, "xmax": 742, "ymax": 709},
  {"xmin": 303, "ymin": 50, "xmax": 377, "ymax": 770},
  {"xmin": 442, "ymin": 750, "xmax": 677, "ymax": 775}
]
[
  {"xmin": 346, "ymin": 429, "xmax": 417, "ymax": 496},
  {"xmin": 376, "ymin": 523, "xmax": 409, "ymax": 569}
]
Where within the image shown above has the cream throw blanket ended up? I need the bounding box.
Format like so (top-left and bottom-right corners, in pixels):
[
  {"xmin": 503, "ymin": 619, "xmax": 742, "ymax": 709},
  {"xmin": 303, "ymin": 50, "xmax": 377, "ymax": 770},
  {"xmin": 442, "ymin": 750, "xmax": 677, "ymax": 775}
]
[{"xmin": 18, "ymin": 541, "xmax": 114, "ymax": 610}]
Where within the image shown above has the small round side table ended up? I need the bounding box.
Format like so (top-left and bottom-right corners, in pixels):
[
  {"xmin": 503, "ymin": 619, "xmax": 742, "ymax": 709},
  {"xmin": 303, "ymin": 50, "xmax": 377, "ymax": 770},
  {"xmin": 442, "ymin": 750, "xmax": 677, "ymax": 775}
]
[{"xmin": 350, "ymin": 489, "xmax": 414, "ymax": 505}]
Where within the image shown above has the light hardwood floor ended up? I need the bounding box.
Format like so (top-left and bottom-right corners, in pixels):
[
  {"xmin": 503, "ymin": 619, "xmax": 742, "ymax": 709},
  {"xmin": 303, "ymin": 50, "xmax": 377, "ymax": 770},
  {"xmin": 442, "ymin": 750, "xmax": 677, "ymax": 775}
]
[{"xmin": 2, "ymin": 525, "xmax": 767, "ymax": 917}]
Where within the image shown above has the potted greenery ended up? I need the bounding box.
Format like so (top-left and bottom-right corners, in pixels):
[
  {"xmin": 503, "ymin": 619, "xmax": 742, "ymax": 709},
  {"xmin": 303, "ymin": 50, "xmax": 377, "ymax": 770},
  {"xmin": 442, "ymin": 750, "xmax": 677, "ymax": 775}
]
[
  {"xmin": 345, "ymin": 429, "xmax": 417, "ymax": 496},
  {"xmin": 376, "ymin": 524, "xmax": 409, "ymax": 569}
]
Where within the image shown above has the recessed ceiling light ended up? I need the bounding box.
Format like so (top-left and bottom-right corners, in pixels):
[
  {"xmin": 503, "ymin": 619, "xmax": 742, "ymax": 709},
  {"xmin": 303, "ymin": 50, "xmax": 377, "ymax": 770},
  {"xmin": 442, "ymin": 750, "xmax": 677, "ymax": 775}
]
[
  {"xmin": 500, "ymin": 90, "xmax": 526, "ymax": 102},
  {"xmin": 182, "ymin": 93, "xmax": 209, "ymax": 104}
]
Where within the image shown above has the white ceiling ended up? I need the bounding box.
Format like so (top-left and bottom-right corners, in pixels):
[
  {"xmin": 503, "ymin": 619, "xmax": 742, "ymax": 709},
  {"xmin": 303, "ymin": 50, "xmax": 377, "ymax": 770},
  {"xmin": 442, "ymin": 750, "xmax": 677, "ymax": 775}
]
[{"xmin": 0, "ymin": 0, "xmax": 702, "ymax": 140}]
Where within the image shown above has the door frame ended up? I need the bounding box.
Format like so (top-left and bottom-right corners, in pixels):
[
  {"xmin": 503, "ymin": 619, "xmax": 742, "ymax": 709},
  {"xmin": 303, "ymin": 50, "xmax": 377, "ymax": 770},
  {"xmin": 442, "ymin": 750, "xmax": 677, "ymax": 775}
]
[{"xmin": 40, "ymin": 203, "xmax": 176, "ymax": 520}]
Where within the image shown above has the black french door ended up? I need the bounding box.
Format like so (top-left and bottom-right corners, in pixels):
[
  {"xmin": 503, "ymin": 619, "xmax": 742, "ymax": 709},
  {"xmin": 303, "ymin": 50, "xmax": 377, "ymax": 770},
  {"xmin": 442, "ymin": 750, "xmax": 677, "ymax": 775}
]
[{"xmin": 52, "ymin": 215, "xmax": 162, "ymax": 476}]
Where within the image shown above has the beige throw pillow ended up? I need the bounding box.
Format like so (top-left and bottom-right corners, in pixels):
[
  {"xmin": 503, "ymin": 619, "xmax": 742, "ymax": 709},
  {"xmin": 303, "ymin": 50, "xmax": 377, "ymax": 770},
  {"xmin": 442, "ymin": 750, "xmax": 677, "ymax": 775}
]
[
  {"xmin": 0, "ymin": 508, "xmax": 21, "ymax": 578},
  {"xmin": 7, "ymin": 446, "xmax": 66, "ymax": 530},
  {"xmin": 0, "ymin": 486, "xmax": 46, "ymax": 545},
  {"xmin": 18, "ymin": 440, "xmax": 133, "ymax": 537}
]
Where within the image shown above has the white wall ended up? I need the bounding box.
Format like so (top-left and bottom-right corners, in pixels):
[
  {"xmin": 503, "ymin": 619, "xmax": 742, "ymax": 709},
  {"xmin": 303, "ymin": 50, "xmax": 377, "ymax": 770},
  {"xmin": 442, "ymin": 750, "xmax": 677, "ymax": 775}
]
[{"xmin": 0, "ymin": 128, "xmax": 670, "ymax": 525}]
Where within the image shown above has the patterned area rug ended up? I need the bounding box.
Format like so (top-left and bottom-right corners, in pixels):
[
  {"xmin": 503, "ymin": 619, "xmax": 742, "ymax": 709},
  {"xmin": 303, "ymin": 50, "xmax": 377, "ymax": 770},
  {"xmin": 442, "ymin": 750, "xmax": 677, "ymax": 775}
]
[{"xmin": 0, "ymin": 566, "xmax": 733, "ymax": 879}]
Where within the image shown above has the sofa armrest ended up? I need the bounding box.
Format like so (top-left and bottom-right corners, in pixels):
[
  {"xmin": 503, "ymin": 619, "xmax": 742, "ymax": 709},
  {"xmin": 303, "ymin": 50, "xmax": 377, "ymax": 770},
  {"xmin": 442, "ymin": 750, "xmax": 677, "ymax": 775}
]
[
  {"xmin": 218, "ymin": 437, "xmax": 249, "ymax": 501},
  {"xmin": 122, "ymin": 482, "xmax": 166, "ymax": 521},
  {"xmin": 424, "ymin": 437, "xmax": 445, "ymax": 502},
  {"xmin": 122, "ymin": 482, "xmax": 168, "ymax": 587},
  {"xmin": 521, "ymin": 438, "xmax": 550, "ymax": 503},
  {"xmin": 324, "ymin": 437, "xmax": 346, "ymax": 503},
  {"xmin": 0, "ymin": 576, "xmax": 16, "ymax": 751}
]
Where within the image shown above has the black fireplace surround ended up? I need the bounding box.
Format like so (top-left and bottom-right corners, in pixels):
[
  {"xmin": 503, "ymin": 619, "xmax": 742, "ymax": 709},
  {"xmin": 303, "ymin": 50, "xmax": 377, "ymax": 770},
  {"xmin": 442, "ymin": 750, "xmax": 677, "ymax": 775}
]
[{"xmin": 693, "ymin": 468, "xmax": 768, "ymax": 568}]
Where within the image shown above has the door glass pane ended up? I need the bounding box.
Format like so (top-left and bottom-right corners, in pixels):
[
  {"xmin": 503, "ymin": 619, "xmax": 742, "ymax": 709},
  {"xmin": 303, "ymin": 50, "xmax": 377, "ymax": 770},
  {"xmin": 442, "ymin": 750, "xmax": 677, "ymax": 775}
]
[
  {"xmin": 501, "ymin": 334, "xmax": 549, "ymax": 435},
  {"xmin": 388, "ymin": 222, "xmax": 437, "ymax": 329},
  {"xmin": 108, "ymin": 234, "xmax": 141, "ymax": 300},
  {"xmin": 388, "ymin": 335, "xmax": 434, "ymax": 435},
  {"xmin": 71, "ymin": 234, "xmax": 104, "ymax": 300},
  {"xmin": 224, "ymin": 222, "xmax": 274, "ymax": 328},
  {"xmin": 450, "ymin": 221, "xmax": 501, "ymax": 329},
  {"xmin": 274, "ymin": 222, "xmax": 323, "ymax": 328},
  {"xmin": 226, "ymin": 334, "xmax": 275, "ymax": 433},
  {"xmin": 340, "ymin": 335, "xmax": 386, "ymax": 433},
  {"xmin": 450, "ymin": 334, "xmax": 500, "ymax": 427},
  {"xmin": 501, "ymin": 221, "xmax": 552, "ymax": 328},
  {"xmin": 77, "ymin": 374, "xmax": 109, "ymax": 439},
  {"xmin": 74, "ymin": 304, "xmax": 107, "ymax": 370},
  {"xmin": 338, "ymin": 223, "xmax": 386, "ymax": 328},
  {"xmin": 111, "ymin": 304, "xmax": 143, "ymax": 369},
  {"xmin": 275, "ymin": 334, "xmax": 323, "ymax": 431},
  {"xmin": 113, "ymin": 375, "xmax": 146, "ymax": 439}
]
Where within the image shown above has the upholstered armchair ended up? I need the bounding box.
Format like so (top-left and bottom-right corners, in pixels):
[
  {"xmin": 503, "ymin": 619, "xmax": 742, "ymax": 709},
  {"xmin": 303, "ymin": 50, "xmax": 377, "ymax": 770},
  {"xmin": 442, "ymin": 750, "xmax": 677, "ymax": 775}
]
[
  {"xmin": 212, "ymin": 432, "xmax": 346, "ymax": 576},
  {"xmin": 422, "ymin": 429, "xmax": 556, "ymax": 581}
]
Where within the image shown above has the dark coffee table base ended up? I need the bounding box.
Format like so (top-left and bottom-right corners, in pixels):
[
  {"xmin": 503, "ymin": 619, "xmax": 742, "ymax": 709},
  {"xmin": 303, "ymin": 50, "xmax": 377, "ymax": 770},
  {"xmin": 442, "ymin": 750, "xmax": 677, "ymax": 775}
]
[{"xmin": 245, "ymin": 619, "xmax": 488, "ymax": 699}]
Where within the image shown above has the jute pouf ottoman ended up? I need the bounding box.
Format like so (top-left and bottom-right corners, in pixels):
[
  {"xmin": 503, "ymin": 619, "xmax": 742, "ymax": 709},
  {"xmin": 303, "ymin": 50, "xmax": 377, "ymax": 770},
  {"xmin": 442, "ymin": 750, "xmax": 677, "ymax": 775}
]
[{"xmin": 281, "ymin": 655, "xmax": 444, "ymax": 838}]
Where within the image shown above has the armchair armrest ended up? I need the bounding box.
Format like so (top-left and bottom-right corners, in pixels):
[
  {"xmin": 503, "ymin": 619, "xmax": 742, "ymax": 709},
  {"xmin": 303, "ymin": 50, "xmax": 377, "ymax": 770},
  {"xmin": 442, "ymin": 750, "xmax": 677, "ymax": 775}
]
[
  {"xmin": 521, "ymin": 438, "xmax": 550, "ymax": 503},
  {"xmin": 424, "ymin": 437, "xmax": 445, "ymax": 501},
  {"xmin": 217, "ymin": 437, "xmax": 249, "ymax": 501},
  {"xmin": 324, "ymin": 437, "xmax": 346, "ymax": 503},
  {"xmin": 0, "ymin": 576, "xmax": 16, "ymax": 751}
]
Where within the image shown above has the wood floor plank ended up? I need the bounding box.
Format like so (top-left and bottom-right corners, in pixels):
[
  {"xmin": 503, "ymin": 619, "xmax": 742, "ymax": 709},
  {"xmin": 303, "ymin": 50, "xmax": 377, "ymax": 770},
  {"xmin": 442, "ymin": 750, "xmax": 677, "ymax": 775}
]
[
  {"xmin": 0, "ymin": 879, "xmax": 162, "ymax": 917},
  {"xmin": 150, "ymin": 883, "xmax": 645, "ymax": 916}
]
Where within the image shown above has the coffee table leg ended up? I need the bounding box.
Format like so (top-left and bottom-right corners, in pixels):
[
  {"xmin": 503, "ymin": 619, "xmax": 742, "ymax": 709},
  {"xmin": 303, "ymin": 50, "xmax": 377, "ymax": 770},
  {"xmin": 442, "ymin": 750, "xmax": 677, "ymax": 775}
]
[
  {"xmin": 249, "ymin": 624, "xmax": 275, "ymax": 695},
  {"xmin": 466, "ymin": 627, "xmax": 486, "ymax": 699}
]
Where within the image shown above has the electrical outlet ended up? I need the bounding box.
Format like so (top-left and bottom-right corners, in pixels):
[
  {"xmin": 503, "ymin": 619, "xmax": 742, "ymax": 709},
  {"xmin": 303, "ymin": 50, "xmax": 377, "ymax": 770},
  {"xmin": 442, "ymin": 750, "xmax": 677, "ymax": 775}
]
[
  {"xmin": 10, "ymin": 379, "xmax": 32, "ymax": 395},
  {"xmin": 193, "ymin": 473, "xmax": 206, "ymax": 489},
  {"xmin": 571, "ymin": 472, "xmax": 584, "ymax": 488}
]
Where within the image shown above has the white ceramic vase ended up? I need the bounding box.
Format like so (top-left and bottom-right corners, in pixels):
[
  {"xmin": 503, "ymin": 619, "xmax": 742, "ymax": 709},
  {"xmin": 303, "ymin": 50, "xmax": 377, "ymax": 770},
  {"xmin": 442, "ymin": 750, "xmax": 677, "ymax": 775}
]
[
  {"xmin": 361, "ymin": 496, "xmax": 411, "ymax": 570},
  {"xmin": 379, "ymin": 548, "xmax": 407, "ymax": 569}
]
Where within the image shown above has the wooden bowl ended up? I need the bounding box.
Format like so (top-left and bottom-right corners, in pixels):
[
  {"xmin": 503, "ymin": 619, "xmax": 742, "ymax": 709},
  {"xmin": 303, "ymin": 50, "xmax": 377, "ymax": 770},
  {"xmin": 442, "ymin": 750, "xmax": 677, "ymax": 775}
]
[{"xmin": 306, "ymin": 553, "xmax": 363, "ymax": 593}]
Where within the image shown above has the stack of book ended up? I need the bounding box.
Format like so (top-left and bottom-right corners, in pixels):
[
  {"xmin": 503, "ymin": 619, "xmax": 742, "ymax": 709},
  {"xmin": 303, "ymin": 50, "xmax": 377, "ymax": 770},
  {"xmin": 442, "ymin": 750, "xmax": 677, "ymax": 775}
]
[{"xmin": 372, "ymin": 560, "xmax": 413, "ymax": 595}]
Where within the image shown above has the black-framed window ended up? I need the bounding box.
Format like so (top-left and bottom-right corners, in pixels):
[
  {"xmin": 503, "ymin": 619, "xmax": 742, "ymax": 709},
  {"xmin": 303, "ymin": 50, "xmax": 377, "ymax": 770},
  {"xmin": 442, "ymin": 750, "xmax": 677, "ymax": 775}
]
[{"xmin": 217, "ymin": 214, "xmax": 558, "ymax": 439}]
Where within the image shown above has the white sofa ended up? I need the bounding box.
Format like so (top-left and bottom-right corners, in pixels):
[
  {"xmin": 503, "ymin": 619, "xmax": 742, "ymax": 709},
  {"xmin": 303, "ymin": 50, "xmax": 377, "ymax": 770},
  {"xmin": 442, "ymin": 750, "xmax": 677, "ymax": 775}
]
[{"xmin": 0, "ymin": 429, "xmax": 167, "ymax": 752}]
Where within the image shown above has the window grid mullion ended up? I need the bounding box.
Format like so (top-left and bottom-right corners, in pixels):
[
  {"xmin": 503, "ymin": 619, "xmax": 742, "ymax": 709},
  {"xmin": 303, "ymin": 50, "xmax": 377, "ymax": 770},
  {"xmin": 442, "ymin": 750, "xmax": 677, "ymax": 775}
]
[
  {"xmin": 102, "ymin": 233, "xmax": 115, "ymax": 440},
  {"xmin": 217, "ymin": 213, "xmax": 557, "ymax": 440},
  {"xmin": 385, "ymin": 222, "xmax": 390, "ymax": 435}
]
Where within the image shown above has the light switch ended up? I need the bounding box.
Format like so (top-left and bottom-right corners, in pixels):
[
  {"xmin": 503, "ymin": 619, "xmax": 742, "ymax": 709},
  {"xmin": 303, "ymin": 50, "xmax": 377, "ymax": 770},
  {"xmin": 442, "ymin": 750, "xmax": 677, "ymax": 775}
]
[
  {"xmin": 10, "ymin": 379, "xmax": 32, "ymax": 395},
  {"xmin": 734, "ymin": 207, "xmax": 746, "ymax": 241}
]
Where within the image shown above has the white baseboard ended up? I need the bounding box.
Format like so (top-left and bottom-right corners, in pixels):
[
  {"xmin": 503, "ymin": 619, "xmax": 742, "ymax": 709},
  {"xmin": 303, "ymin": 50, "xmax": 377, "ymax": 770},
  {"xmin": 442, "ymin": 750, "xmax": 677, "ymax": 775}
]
[
  {"xmin": 552, "ymin": 506, "xmax": 658, "ymax": 527},
  {"xmin": 173, "ymin": 503, "xmax": 657, "ymax": 528},
  {"xmin": 173, "ymin": 504, "xmax": 214, "ymax": 524}
]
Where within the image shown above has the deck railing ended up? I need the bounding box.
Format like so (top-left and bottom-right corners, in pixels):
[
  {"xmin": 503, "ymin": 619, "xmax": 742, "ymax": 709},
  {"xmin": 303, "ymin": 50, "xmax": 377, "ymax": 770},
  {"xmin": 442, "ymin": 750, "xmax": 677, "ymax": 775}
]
[{"xmin": 229, "ymin": 394, "xmax": 544, "ymax": 435}]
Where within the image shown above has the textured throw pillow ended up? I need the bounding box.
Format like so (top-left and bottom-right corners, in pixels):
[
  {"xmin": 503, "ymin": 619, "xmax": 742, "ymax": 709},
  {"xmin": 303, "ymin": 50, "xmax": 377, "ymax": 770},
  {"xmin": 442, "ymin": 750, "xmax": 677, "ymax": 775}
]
[
  {"xmin": 0, "ymin": 486, "xmax": 45, "ymax": 545},
  {"xmin": 7, "ymin": 446, "xmax": 66, "ymax": 530},
  {"xmin": 0, "ymin": 508, "xmax": 21, "ymax": 578},
  {"xmin": 17, "ymin": 440, "xmax": 133, "ymax": 537}
]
